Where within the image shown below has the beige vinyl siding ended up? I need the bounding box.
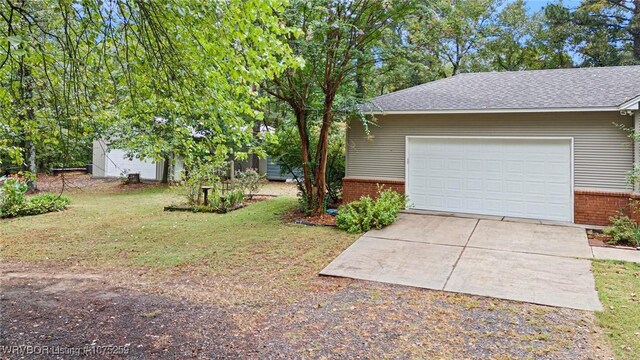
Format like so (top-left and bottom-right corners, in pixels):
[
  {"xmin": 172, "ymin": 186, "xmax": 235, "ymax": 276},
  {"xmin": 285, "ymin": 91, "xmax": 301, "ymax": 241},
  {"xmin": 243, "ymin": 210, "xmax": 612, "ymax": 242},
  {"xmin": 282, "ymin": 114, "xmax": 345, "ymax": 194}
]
[{"xmin": 346, "ymin": 112, "xmax": 634, "ymax": 191}]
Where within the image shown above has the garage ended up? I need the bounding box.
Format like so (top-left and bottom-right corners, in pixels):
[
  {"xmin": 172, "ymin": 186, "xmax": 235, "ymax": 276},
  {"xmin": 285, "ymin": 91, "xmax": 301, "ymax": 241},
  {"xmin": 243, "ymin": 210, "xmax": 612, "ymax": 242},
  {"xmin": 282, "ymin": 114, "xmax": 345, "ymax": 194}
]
[
  {"xmin": 104, "ymin": 148, "xmax": 158, "ymax": 180},
  {"xmin": 405, "ymin": 137, "xmax": 573, "ymax": 222}
]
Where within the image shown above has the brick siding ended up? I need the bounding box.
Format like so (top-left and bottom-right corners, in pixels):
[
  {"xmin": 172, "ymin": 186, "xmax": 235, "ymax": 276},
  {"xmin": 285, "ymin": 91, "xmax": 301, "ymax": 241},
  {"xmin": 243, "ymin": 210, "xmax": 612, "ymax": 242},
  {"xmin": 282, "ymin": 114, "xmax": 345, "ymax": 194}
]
[
  {"xmin": 574, "ymin": 190, "xmax": 640, "ymax": 226},
  {"xmin": 342, "ymin": 178, "xmax": 405, "ymax": 203},
  {"xmin": 342, "ymin": 178, "xmax": 638, "ymax": 226}
]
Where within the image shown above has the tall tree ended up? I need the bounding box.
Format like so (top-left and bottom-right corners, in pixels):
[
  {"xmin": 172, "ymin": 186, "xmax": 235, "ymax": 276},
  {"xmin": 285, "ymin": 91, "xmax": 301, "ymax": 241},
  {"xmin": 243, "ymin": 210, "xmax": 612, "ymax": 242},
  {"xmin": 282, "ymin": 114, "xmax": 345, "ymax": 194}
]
[
  {"xmin": 545, "ymin": 0, "xmax": 640, "ymax": 65},
  {"xmin": 0, "ymin": 1, "xmax": 297, "ymax": 180},
  {"xmin": 408, "ymin": 0, "xmax": 500, "ymax": 77},
  {"xmin": 265, "ymin": 0, "xmax": 414, "ymax": 214},
  {"xmin": 480, "ymin": 0, "xmax": 538, "ymax": 71}
]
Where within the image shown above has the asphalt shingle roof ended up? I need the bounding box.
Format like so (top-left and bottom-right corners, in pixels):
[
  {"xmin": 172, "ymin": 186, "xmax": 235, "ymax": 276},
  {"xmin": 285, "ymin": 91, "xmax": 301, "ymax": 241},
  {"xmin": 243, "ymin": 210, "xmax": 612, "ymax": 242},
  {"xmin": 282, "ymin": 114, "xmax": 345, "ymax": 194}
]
[{"xmin": 364, "ymin": 65, "xmax": 640, "ymax": 112}]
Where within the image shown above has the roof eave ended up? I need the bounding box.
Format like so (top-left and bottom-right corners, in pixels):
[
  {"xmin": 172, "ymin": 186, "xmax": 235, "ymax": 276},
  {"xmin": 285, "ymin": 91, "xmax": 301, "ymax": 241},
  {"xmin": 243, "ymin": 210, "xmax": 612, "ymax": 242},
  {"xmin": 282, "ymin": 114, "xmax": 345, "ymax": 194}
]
[
  {"xmin": 619, "ymin": 95, "xmax": 640, "ymax": 110},
  {"xmin": 364, "ymin": 107, "xmax": 622, "ymax": 115}
]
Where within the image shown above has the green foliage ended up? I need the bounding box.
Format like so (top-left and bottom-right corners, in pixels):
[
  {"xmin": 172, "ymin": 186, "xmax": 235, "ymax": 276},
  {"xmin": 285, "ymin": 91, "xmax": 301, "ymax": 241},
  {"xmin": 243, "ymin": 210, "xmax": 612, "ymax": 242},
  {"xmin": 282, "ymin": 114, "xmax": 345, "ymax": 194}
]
[
  {"xmin": 0, "ymin": 0, "xmax": 299, "ymax": 178},
  {"xmin": 234, "ymin": 168, "xmax": 265, "ymax": 199},
  {"xmin": 604, "ymin": 212, "xmax": 640, "ymax": 247},
  {"xmin": 0, "ymin": 178, "xmax": 28, "ymax": 209},
  {"xmin": 217, "ymin": 190, "xmax": 245, "ymax": 213},
  {"xmin": 181, "ymin": 161, "xmax": 220, "ymax": 205},
  {"xmin": 336, "ymin": 188, "xmax": 408, "ymax": 234},
  {"xmin": 265, "ymin": 0, "xmax": 413, "ymax": 214},
  {"xmin": 268, "ymin": 122, "xmax": 345, "ymax": 206},
  {"xmin": 0, "ymin": 178, "xmax": 70, "ymax": 218}
]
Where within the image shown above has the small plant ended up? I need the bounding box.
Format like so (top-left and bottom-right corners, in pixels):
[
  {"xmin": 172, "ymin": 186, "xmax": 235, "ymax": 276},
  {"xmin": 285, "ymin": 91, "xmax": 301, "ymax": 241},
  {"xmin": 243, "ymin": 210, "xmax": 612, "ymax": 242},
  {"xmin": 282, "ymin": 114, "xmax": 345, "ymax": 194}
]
[
  {"xmin": 336, "ymin": 187, "xmax": 408, "ymax": 234},
  {"xmin": 218, "ymin": 189, "xmax": 244, "ymax": 212},
  {"xmin": 0, "ymin": 177, "xmax": 28, "ymax": 209},
  {"xmin": 234, "ymin": 168, "xmax": 265, "ymax": 199},
  {"xmin": 181, "ymin": 162, "xmax": 220, "ymax": 205},
  {"xmin": 0, "ymin": 178, "xmax": 70, "ymax": 218},
  {"xmin": 604, "ymin": 212, "xmax": 640, "ymax": 247}
]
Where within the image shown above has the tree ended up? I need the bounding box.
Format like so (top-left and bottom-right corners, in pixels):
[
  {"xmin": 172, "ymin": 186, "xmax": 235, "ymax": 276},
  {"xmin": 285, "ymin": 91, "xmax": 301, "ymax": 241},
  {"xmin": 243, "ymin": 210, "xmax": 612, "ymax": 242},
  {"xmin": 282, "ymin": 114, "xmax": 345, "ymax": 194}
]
[
  {"xmin": 265, "ymin": 0, "xmax": 414, "ymax": 214},
  {"xmin": 408, "ymin": 0, "xmax": 500, "ymax": 77},
  {"xmin": 0, "ymin": 1, "xmax": 297, "ymax": 184},
  {"xmin": 479, "ymin": 0, "xmax": 539, "ymax": 71},
  {"xmin": 544, "ymin": 0, "xmax": 640, "ymax": 65}
]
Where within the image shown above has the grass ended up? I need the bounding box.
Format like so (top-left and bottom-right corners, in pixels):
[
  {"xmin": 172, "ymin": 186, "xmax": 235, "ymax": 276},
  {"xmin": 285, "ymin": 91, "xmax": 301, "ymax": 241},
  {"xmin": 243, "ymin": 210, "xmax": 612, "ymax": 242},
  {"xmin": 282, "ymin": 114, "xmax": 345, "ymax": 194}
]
[
  {"xmin": 0, "ymin": 185, "xmax": 357, "ymax": 291},
  {"xmin": 592, "ymin": 260, "xmax": 640, "ymax": 360}
]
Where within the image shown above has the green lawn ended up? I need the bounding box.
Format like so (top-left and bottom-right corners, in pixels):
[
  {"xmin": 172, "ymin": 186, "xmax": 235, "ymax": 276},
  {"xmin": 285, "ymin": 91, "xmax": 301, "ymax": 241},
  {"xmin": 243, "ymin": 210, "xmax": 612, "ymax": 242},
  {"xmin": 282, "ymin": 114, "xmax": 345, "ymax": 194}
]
[
  {"xmin": 4, "ymin": 185, "xmax": 640, "ymax": 359},
  {"xmin": 0, "ymin": 186, "xmax": 357, "ymax": 290},
  {"xmin": 593, "ymin": 260, "xmax": 640, "ymax": 360}
]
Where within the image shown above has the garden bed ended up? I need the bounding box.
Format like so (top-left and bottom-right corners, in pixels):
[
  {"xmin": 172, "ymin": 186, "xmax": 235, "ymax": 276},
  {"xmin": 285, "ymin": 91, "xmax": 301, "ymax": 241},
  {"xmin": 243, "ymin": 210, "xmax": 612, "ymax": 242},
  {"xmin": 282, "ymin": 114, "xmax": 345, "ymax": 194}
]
[
  {"xmin": 587, "ymin": 229, "xmax": 640, "ymax": 250},
  {"xmin": 164, "ymin": 195, "xmax": 270, "ymax": 214},
  {"xmin": 284, "ymin": 209, "xmax": 337, "ymax": 227}
]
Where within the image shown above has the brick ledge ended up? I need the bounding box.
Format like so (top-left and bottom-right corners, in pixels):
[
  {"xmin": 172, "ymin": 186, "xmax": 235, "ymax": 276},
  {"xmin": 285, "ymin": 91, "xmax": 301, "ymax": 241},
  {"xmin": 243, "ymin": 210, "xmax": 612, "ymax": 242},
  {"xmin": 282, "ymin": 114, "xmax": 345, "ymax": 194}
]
[{"xmin": 342, "ymin": 177, "xmax": 405, "ymax": 185}]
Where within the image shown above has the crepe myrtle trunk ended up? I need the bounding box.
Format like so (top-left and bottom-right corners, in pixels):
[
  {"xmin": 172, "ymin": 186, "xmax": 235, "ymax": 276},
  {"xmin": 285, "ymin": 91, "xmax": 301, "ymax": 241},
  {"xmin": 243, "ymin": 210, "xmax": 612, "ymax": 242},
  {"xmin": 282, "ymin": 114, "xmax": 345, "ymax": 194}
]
[
  {"xmin": 294, "ymin": 108, "xmax": 314, "ymax": 209},
  {"xmin": 311, "ymin": 92, "xmax": 336, "ymax": 214},
  {"xmin": 162, "ymin": 157, "xmax": 169, "ymax": 183}
]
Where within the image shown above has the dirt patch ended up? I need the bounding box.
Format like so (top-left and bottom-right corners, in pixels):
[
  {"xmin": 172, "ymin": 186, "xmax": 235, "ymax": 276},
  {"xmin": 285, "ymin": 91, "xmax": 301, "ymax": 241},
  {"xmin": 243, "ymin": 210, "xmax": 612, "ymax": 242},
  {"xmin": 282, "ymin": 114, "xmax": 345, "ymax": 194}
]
[
  {"xmin": 0, "ymin": 270, "xmax": 244, "ymax": 358},
  {"xmin": 587, "ymin": 229, "xmax": 639, "ymax": 249},
  {"xmin": 0, "ymin": 263, "xmax": 614, "ymax": 359},
  {"xmin": 283, "ymin": 208, "xmax": 337, "ymax": 226},
  {"xmin": 34, "ymin": 173, "xmax": 165, "ymax": 195},
  {"xmin": 257, "ymin": 181, "xmax": 298, "ymax": 197}
]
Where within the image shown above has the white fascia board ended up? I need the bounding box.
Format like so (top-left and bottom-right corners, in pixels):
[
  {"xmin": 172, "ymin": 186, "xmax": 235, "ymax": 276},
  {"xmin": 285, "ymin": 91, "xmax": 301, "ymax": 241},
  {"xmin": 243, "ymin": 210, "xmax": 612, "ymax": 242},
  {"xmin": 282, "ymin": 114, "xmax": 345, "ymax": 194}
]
[
  {"xmin": 619, "ymin": 95, "xmax": 640, "ymax": 110},
  {"xmin": 365, "ymin": 107, "xmax": 620, "ymax": 115}
]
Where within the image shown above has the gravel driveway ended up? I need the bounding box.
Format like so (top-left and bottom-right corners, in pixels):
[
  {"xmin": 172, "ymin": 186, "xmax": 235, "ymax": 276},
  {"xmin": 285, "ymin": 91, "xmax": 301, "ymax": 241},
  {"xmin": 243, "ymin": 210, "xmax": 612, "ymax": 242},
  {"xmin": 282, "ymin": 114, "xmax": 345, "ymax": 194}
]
[{"xmin": 0, "ymin": 263, "xmax": 612, "ymax": 359}]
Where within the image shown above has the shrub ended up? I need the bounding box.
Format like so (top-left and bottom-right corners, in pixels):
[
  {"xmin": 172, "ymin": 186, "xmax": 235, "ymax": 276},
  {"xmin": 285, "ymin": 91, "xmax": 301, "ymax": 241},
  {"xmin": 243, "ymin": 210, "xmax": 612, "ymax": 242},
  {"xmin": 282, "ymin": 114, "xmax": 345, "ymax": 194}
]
[
  {"xmin": 0, "ymin": 178, "xmax": 70, "ymax": 218},
  {"xmin": 234, "ymin": 168, "xmax": 265, "ymax": 199},
  {"xmin": 604, "ymin": 212, "xmax": 640, "ymax": 247},
  {"xmin": 0, "ymin": 178, "xmax": 28, "ymax": 209},
  {"xmin": 181, "ymin": 161, "xmax": 220, "ymax": 205},
  {"xmin": 336, "ymin": 188, "xmax": 408, "ymax": 234}
]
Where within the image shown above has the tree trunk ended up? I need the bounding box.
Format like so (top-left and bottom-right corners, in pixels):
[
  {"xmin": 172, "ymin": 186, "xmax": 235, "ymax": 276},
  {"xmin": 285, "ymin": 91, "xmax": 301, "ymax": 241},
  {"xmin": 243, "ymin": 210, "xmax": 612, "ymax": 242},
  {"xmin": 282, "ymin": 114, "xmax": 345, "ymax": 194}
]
[
  {"xmin": 311, "ymin": 93, "xmax": 335, "ymax": 214},
  {"xmin": 27, "ymin": 140, "xmax": 37, "ymax": 190},
  {"xmin": 162, "ymin": 157, "xmax": 169, "ymax": 183},
  {"xmin": 294, "ymin": 108, "xmax": 314, "ymax": 210}
]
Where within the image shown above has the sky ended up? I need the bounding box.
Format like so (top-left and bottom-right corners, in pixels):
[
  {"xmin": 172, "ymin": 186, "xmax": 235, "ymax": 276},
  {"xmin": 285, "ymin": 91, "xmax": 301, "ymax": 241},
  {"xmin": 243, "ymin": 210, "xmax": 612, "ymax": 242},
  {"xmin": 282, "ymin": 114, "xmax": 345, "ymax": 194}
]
[{"xmin": 526, "ymin": 0, "xmax": 582, "ymax": 12}]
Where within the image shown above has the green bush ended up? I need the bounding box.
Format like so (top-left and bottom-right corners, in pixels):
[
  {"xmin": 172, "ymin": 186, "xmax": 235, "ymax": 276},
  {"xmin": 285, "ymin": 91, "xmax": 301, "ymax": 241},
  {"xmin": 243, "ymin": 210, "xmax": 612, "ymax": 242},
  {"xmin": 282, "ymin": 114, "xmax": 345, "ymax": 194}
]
[
  {"xmin": 234, "ymin": 168, "xmax": 265, "ymax": 199},
  {"xmin": 0, "ymin": 179, "xmax": 70, "ymax": 218},
  {"xmin": 216, "ymin": 189, "xmax": 244, "ymax": 213},
  {"xmin": 336, "ymin": 188, "xmax": 407, "ymax": 234},
  {"xmin": 604, "ymin": 212, "xmax": 640, "ymax": 247},
  {"xmin": 181, "ymin": 161, "xmax": 220, "ymax": 205}
]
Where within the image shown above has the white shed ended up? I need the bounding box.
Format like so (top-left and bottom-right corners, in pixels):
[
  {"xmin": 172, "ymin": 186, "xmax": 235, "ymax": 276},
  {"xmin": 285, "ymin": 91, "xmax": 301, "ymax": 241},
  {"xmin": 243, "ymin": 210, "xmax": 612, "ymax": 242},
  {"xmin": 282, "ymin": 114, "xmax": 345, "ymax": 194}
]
[{"xmin": 91, "ymin": 140, "xmax": 183, "ymax": 181}]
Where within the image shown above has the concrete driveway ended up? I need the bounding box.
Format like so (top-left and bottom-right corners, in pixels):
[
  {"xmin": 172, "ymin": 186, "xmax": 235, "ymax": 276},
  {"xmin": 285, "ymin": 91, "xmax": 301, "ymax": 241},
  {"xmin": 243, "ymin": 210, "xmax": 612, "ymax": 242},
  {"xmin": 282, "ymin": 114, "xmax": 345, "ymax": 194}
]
[{"xmin": 321, "ymin": 213, "xmax": 602, "ymax": 311}]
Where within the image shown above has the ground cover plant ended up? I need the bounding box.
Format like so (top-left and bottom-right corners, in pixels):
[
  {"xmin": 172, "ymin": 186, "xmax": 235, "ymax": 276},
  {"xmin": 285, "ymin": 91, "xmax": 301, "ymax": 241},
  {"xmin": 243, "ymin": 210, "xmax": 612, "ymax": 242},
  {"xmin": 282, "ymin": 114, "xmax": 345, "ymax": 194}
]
[
  {"xmin": 0, "ymin": 178, "xmax": 69, "ymax": 218},
  {"xmin": 603, "ymin": 211, "xmax": 640, "ymax": 248},
  {"xmin": 336, "ymin": 188, "xmax": 408, "ymax": 233}
]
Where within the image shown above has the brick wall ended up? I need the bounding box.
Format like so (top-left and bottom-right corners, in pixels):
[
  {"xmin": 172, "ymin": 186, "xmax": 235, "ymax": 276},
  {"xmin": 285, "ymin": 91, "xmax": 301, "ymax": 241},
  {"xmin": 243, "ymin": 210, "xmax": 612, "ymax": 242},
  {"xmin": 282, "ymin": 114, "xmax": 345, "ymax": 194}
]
[
  {"xmin": 343, "ymin": 177, "xmax": 639, "ymax": 226},
  {"xmin": 342, "ymin": 178, "xmax": 405, "ymax": 203},
  {"xmin": 574, "ymin": 190, "xmax": 639, "ymax": 226}
]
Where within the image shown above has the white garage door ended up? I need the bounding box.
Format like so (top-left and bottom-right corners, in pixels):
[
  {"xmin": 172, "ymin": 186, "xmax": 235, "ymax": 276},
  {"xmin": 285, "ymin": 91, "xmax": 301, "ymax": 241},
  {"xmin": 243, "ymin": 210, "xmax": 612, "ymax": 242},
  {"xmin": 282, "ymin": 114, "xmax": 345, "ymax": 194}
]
[
  {"xmin": 104, "ymin": 149, "xmax": 157, "ymax": 180},
  {"xmin": 406, "ymin": 137, "xmax": 573, "ymax": 222}
]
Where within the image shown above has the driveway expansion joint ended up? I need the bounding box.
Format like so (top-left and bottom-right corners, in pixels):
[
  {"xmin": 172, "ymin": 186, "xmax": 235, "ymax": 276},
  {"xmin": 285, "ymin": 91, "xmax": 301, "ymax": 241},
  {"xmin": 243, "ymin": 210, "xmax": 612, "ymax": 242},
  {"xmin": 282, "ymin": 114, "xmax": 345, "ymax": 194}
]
[{"xmin": 442, "ymin": 219, "xmax": 480, "ymax": 290}]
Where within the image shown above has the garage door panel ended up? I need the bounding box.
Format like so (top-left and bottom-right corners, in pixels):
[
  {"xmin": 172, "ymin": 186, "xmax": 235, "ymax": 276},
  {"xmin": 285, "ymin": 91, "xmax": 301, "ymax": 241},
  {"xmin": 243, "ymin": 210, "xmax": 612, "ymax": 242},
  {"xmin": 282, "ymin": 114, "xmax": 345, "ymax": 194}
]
[{"xmin": 407, "ymin": 138, "xmax": 572, "ymax": 222}]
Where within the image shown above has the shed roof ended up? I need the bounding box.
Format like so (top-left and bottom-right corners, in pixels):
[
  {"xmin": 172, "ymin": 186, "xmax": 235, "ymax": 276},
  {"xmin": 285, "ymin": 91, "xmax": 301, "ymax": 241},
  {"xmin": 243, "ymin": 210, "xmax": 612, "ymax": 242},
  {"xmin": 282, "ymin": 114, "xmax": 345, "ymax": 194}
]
[{"xmin": 364, "ymin": 65, "xmax": 640, "ymax": 113}]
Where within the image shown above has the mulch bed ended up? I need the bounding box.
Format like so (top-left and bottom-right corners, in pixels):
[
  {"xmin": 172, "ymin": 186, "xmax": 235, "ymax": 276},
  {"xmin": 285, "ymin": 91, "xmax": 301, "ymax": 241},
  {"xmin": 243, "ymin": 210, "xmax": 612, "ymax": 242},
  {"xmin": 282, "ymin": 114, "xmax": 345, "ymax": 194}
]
[
  {"xmin": 284, "ymin": 209, "xmax": 337, "ymax": 227},
  {"xmin": 586, "ymin": 229, "xmax": 639, "ymax": 250},
  {"xmin": 164, "ymin": 196, "xmax": 269, "ymax": 214}
]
